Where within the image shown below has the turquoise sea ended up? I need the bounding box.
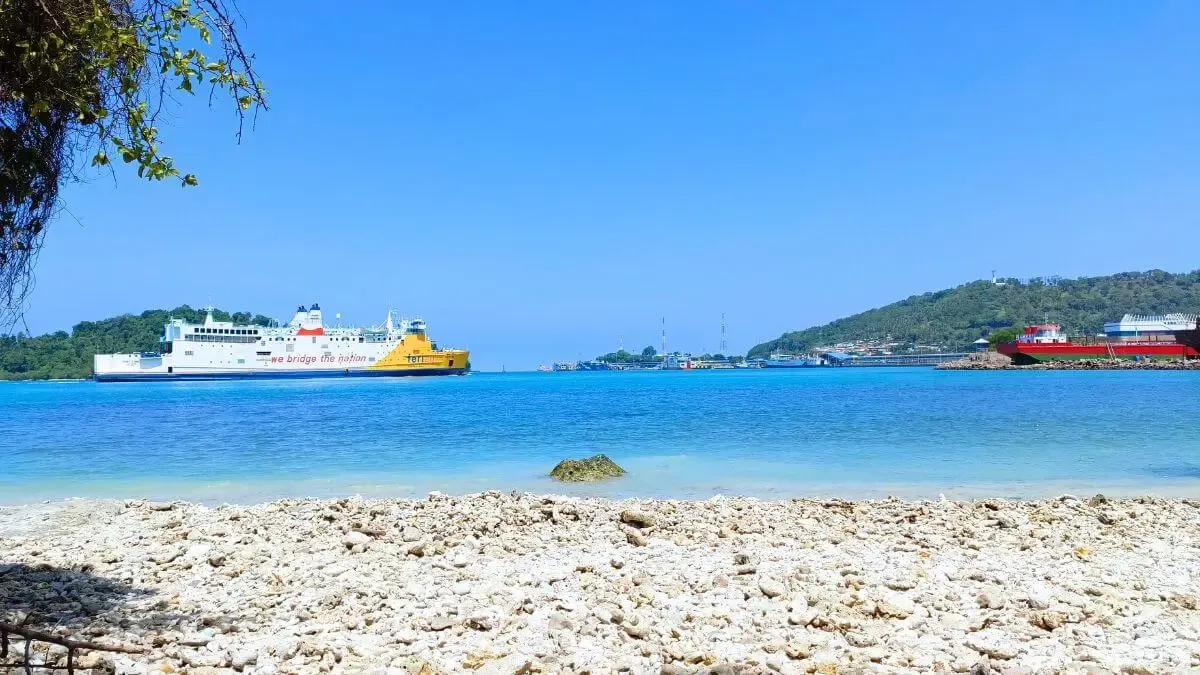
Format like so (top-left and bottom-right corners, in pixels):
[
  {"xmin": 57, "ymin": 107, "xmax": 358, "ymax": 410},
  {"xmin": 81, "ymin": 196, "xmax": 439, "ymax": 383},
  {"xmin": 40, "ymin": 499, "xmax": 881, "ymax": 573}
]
[{"xmin": 2, "ymin": 369, "xmax": 1199, "ymax": 504}]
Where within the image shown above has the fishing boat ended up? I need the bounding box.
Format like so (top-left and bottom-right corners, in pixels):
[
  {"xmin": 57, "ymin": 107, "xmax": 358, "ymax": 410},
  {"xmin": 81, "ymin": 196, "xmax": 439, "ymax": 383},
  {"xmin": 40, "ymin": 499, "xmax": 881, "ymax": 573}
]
[{"xmin": 93, "ymin": 305, "xmax": 469, "ymax": 381}]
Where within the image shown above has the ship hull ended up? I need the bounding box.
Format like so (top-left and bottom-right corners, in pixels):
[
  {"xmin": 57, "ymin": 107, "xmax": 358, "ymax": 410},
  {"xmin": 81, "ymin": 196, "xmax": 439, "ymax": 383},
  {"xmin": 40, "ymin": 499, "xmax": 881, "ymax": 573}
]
[
  {"xmin": 997, "ymin": 342, "xmax": 1198, "ymax": 365},
  {"xmin": 94, "ymin": 366, "xmax": 466, "ymax": 382},
  {"xmin": 94, "ymin": 308, "xmax": 469, "ymax": 383}
]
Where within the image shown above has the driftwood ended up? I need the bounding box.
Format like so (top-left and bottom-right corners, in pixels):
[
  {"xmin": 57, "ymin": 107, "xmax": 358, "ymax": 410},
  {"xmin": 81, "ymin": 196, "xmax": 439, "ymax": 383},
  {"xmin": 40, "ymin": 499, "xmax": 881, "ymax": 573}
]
[{"xmin": 0, "ymin": 621, "xmax": 143, "ymax": 674}]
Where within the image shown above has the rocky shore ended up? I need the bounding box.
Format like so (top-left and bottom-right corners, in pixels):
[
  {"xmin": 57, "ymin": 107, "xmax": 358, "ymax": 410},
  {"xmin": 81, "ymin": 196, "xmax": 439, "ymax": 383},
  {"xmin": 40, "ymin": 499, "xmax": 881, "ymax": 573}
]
[
  {"xmin": 3, "ymin": 493, "xmax": 1199, "ymax": 674},
  {"xmin": 937, "ymin": 352, "xmax": 1200, "ymax": 370}
]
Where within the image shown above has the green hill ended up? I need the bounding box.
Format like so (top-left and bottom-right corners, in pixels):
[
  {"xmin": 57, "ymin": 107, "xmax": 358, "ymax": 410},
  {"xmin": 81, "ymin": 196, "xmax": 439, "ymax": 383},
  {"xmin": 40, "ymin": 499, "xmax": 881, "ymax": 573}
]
[
  {"xmin": 748, "ymin": 270, "xmax": 1200, "ymax": 358},
  {"xmin": 1, "ymin": 306, "xmax": 275, "ymax": 380}
]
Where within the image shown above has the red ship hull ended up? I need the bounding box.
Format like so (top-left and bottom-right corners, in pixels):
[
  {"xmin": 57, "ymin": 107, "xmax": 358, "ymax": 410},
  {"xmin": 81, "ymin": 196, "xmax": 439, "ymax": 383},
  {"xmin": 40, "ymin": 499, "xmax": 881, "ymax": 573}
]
[{"xmin": 997, "ymin": 341, "xmax": 1199, "ymax": 365}]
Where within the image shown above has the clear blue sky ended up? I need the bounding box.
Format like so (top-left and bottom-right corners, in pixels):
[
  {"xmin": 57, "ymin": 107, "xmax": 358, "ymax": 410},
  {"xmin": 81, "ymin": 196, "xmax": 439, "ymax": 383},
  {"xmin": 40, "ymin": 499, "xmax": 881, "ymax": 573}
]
[{"xmin": 25, "ymin": 1, "xmax": 1200, "ymax": 370}]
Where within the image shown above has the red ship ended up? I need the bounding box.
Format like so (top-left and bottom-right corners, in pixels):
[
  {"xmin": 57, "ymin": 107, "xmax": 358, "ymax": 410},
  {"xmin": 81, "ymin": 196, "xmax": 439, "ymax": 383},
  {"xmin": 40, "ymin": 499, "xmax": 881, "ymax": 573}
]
[{"xmin": 997, "ymin": 315, "xmax": 1200, "ymax": 365}]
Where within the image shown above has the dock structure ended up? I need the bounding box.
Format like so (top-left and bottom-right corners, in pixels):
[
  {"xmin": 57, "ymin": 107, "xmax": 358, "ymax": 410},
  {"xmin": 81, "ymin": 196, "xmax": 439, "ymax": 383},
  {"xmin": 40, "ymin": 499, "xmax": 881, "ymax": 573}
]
[{"xmin": 823, "ymin": 352, "xmax": 969, "ymax": 367}]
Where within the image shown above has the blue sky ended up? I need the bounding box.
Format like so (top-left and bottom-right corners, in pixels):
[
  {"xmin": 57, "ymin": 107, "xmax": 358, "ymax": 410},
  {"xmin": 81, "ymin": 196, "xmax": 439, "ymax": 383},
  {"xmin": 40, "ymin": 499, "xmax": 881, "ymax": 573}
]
[{"xmin": 25, "ymin": 1, "xmax": 1200, "ymax": 370}]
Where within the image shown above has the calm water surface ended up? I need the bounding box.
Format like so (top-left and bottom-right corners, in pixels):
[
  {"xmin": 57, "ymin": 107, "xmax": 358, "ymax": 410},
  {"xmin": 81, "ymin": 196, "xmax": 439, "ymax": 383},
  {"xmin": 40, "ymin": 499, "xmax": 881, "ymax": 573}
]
[{"xmin": 2, "ymin": 369, "xmax": 1199, "ymax": 503}]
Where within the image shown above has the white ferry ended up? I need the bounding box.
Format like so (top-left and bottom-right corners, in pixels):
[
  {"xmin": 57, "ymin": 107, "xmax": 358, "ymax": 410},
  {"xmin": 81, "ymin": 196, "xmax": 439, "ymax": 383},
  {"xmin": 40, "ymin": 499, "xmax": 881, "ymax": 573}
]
[{"xmin": 93, "ymin": 305, "xmax": 469, "ymax": 381}]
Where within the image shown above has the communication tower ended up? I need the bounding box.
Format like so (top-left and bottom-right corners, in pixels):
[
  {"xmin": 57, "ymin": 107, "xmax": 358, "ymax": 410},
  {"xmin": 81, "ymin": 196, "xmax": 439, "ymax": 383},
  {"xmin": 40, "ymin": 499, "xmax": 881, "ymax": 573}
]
[{"xmin": 720, "ymin": 313, "xmax": 727, "ymax": 354}]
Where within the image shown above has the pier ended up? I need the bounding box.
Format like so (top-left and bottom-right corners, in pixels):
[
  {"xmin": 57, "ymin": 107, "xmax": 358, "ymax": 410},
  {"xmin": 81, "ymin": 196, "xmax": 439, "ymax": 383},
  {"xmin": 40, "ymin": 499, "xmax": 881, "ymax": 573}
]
[{"xmin": 824, "ymin": 352, "xmax": 969, "ymax": 367}]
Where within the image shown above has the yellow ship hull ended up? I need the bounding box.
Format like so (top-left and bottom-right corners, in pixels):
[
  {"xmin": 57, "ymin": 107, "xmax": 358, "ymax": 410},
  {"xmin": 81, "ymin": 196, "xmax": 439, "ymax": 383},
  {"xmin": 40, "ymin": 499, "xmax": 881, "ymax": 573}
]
[{"xmin": 367, "ymin": 332, "xmax": 469, "ymax": 375}]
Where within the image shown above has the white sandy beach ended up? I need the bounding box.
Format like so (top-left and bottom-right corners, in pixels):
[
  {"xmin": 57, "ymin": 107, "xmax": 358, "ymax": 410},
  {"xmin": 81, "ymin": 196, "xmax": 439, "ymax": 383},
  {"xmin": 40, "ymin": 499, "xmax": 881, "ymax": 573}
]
[{"xmin": 2, "ymin": 492, "xmax": 1199, "ymax": 674}]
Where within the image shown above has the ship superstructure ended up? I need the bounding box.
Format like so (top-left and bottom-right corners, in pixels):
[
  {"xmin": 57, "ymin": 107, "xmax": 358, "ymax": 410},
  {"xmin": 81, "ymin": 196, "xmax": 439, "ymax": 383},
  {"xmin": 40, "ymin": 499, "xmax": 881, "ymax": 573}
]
[{"xmin": 93, "ymin": 305, "xmax": 469, "ymax": 381}]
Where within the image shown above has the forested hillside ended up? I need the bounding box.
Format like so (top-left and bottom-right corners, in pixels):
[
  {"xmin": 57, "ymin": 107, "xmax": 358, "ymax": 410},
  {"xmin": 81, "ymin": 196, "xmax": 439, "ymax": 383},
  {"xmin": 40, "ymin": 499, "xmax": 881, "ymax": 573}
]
[
  {"xmin": 0, "ymin": 307, "xmax": 274, "ymax": 380},
  {"xmin": 748, "ymin": 270, "xmax": 1200, "ymax": 358}
]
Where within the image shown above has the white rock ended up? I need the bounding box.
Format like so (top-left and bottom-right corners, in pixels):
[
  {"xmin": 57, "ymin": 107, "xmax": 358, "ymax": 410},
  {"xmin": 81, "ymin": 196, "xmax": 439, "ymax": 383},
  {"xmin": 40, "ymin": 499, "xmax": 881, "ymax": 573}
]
[
  {"xmin": 977, "ymin": 589, "xmax": 1006, "ymax": 609},
  {"xmin": 182, "ymin": 650, "xmax": 223, "ymax": 668},
  {"xmin": 874, "ymin": 591, "xmax": 916, "ymax": 619},
  {"xmin": 965, "ymin": 628, "xmax": 1020, "ymax": 660},
  {"xmin": 342, "ymin": 531, "xmax": 371, "ymax": 549},
  {"xmin": 758, "ymin": 577, "xmax": 787, "ymax": 599},
  {"xmin": 476, "ymin": 653, "xmax": 533, "ymax": 675},
  {"xmin": 230, "ymin": 648, "xmax": 257, "ymax": 670}
]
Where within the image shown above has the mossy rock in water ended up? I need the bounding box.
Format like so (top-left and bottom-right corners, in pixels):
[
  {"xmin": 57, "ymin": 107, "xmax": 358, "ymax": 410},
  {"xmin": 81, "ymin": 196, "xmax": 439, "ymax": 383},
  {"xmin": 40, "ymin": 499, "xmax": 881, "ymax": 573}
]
[{"xmin": 549, "ymin": 454, "xmax": 627, "ymax": 482}]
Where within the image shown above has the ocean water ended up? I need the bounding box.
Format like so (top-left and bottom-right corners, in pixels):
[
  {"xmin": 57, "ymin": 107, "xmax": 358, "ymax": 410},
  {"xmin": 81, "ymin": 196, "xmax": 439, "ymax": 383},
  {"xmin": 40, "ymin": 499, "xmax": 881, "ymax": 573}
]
[{"xmin": 2, "ymin": 369, "xmax": 1199, "ymax": 504}]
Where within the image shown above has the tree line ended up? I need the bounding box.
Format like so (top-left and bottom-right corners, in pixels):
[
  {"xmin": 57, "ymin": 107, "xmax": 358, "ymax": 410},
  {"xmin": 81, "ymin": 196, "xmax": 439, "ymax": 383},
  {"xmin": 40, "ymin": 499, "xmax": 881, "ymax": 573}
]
[
  {"xmin": 1, "ymin": 306, "xmax": 273, "ymax": 379},
  {"xmin": 748, "ymin": 270, "xmax": 1200, "ymax": 358}
]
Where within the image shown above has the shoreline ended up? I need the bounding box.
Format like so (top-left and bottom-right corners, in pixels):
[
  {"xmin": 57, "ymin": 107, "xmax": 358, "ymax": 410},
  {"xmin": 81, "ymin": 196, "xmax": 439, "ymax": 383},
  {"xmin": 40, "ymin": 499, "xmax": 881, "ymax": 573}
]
[
  {"xmin": 937, "ymin": 352, "xmax": 1200, "ymax": 370},
  {"xmin": 6, "ymin": 473, "xmax": 1200, "ymax": 507},
  {"xmin": 3, "ymin": 492, "xmax": 1199, "ymax": 673}
]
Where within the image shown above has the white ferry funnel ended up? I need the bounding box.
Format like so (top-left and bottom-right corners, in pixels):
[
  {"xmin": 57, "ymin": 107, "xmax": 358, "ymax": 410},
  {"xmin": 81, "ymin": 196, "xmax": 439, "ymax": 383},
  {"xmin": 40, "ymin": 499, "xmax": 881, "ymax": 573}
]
[
  {"xmin": 307, "ymin": 303, "xmax": 323, "ymax": 328},
  {"xmin": 289, "ymin": 305, "xmax": 308, "ymax": 327}
]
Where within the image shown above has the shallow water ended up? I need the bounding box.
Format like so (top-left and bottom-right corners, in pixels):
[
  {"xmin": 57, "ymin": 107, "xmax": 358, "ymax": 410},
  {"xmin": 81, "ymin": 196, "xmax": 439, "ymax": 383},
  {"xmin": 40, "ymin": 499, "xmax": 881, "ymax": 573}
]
[{"xmin": 2, "ymin": 368, "xmax": 1199, "ymax": 503}]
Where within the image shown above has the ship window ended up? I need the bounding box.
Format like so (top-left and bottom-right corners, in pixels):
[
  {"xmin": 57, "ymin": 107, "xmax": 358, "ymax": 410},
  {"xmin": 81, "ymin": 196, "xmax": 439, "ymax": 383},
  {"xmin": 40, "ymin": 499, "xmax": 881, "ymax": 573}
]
[
  {"xmin": 185, "ymin": 351, "xmax": 194, "ymax": 356},
  {"xmin": 359, "ymin": 337, "xmax": 364, "ymax": 343},
  {"xmin": 237, "ymin": 359, "xmax": 245, "ymax": 364}
]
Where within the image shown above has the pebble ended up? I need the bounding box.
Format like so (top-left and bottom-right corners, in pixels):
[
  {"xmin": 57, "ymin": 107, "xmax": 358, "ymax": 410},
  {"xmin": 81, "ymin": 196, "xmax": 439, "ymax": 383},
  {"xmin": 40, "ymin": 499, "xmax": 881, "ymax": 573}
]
[
  {"xmin": 966, "ymin": 629, "xmax": 1021, "ymax": 660},
  {"xmin": 1, "ymin": 493, "xmax": 1195, "ymax": 674},
  {"xmin": 757, "ymin": 577, "xmax": 786, "ymax": 599},
  {"xmin": 620, "ymin": 508, "xmax": 656, "ymax": 528},
  {"xmin": 977, "ymin": 589, "xmax": 1006, "ymax": 610},
  {"xmin": 1029, "ymin": 609, "xmax": 1066, "ymax": 631},
  {"xmin": 342, "ymin": 531, "xmax": 370, "ymax": 550}
]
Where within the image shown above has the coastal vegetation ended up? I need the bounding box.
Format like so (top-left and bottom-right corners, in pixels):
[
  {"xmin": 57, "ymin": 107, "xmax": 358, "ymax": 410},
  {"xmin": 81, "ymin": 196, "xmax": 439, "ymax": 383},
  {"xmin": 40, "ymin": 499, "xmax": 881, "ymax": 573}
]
[
  {"xmin": 594, "ymin": 347, "xmax": 743, "ymax": 364},
  {"xmin": 0, "ymin": 0, "xmax": 266, "ymax": 325},
  {"xmin": 0, "ymin": 305, "xmax": 272, "ymax": 380},
  {"xmin": 749, "ymin": 269, "xmax": 1200, "ymax": 357},
  {"xmin": 596, "ymin": 347, "xmax": 662, "ymax": 364}
]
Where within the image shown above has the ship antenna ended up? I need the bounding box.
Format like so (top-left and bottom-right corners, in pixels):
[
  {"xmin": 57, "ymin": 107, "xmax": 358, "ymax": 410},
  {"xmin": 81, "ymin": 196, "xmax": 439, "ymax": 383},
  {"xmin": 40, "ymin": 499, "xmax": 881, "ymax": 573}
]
[{"xmin": 661, "ymin": 316, "xmax": 666, "ymax": 356}]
